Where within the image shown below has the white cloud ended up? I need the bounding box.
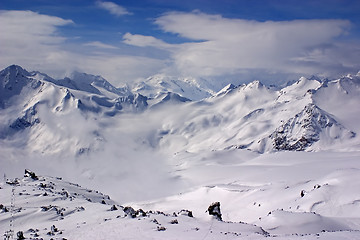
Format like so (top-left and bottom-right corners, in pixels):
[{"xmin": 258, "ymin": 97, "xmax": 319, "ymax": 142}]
[
  {"xmin": 0, "ymin": 10, "xmax": 164, "ymax": 85},
  {"xmin": 123, "ymin": 33, "xmax": 174, "ymax": 50},
  {"xmin": 0, "ymin": 10, "xmax": 74, "ymax": 75},
  {"xmin": 0, "ymin": 10, "xmax": 73, "ymax": 54},
  {"xmin": 84, "ymin": 41, "xmax": 118, "ymax": 49},
  {"xmin": 96, "ymin": 1, "xmax": 132, "ymax": 17},
  {"xmin": 1, "ymin": 9, "xmax": 359, "ymax": 88},
  {"xmin": 79, "ymin": 55, "xmax": 166, "ymax": 84},
  {"xmin": 150, "ymin": 11, "xmax": 354, "ymax": 79}
]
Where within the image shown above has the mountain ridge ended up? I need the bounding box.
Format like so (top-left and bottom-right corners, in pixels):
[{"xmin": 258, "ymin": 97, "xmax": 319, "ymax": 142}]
[
  {"xmin": 0, "ymin": 64, "xmax": 359, "ymax": 156},
  {"xmin": 1, "ymin": 65, "xmax": 360, "ymax": 239}
]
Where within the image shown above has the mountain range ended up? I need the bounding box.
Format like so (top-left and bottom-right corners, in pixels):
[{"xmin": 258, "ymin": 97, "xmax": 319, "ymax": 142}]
[
  {"xmin": 1, "ymin": 65, "xmax": 360, "ymax": 239},
  {"xmin": 1, "ymin": 64, "xmax": 359, "ymax": 156}
]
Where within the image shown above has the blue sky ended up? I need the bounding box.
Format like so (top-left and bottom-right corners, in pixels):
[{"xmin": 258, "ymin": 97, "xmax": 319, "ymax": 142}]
[{"xmin": 1, "ymin": 0, "xmax": 360, "ymax": 86}]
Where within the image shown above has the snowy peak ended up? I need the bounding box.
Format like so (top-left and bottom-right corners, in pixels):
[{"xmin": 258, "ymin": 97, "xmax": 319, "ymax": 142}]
[
  {"xmin": 1, "ymin": 64, "xmax": 30, "ymax": 78},
  {"xmin": 287, "ymin": 76, "xmax": 321, "ymax": 93},
  {"xmin": 1, "ymin": 65, "xmax": 360, "ymax": 240},
  {"xmin": 308, "ymin": 75, "xmax": 322, "ymax": 82},
  {"xmin": 29, "ymin": 71, "xmax": 56, "ymax": 83},
  {"xmin": 53, "ymin": 72, "xmax": 127, "ymax": 97},
  {"xmin": 336, "ymin": 74, "xmax": 360, "ymax": 94},
  {"xmin": 158, "ymin": 92, "xmax": 190, "ymax": 103},
  {"xmin": 243, "ymin": 80, "xmax": 264, "ymax": 90},
  {"xmin": 71, "ymin": 71, "xmax": 131, "ymax": 96},
  {"xmin": 276, "ymin": 76, "xmax": 322, "ymax": 103},
  {"xmin": 55, "ymin": 76, "xmax": 101, "ymax": 94},
  {"xmin": 270, "ymin": 104, "xmax": 355, "ymax": 151},
  {"xmin": 0, "ymin": 64, "xmax": 359, "ymax": 156},
  {"xmin": 114, "ymin": 93, "xmax": 148, "ymax": 112},
  {"xmin": 148, "ymin": 92, "xmax": 191, "ymax": 109},
  {"xmin": 215, "ymin": 83, "xmax": 237, "ymax": 96},
  {"xmin": 234, "ymin": 80, "xmax": 271, "ymax": 98},
  {"xmin": 132, "ymin": 74, "xmax": 216, "ymax": 101},
  {"xmin": 0, "ymin": 65, "xmax": 41, "ymax": 108}
]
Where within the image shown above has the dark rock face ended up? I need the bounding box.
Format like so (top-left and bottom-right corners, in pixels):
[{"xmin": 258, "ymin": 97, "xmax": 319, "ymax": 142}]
[
  {"xmin": 115, "ymin": 93, "xmax": 148, "ymax": 112},
  {"xmin": 9, "ymin": 105, "xmax": 40, "ymax": 130},
  {"xmin": 208, "ymin": 202, "xmax": 222, "ymax": 221},
  {"xmin": 270, "ymin": 104, "xmax": 355, "ymax": 151},
  {"xmin": 0, "ymin": 65, "xmax": 42, "ymax": 108}
]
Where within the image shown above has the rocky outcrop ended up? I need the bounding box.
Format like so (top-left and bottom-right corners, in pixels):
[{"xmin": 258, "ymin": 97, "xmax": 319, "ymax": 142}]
[{"xmin": 270, "ymin": 104, "xmax": 355, "ymax": 151}]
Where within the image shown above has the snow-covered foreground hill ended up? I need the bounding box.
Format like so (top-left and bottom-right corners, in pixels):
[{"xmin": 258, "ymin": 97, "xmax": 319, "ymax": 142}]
[
  {"xmin": 1, "ymin": 65, "xmax": 360, "ymax": 239},
  {"xmin": 1, "ymin": 152, "xmax": 360, "ymax": 239}
]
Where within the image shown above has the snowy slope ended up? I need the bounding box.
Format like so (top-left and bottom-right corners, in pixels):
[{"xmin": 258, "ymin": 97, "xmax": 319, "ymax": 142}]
[
  {"xmin": 1, "ymin": 64, "xmax": 359, "ymax": 169},
  {"xmin": 1, "ymin": 65, "xmax": 360, "ymax": 239},
  {"xmin": 132, "ymin": 74, "xmax": 218, "ymax": 101},
  {"xmin": 152, "ymin": 77, "xmax": 357, "ymax": 154},
  {"xmin": 1, "ymin": 64, "xmax": 359, "ymax": 170},
  {"xmin": 52, "ymin": 71, "xmax": 131, "ymax": 98},
  {"xmin": 1, "ymin": 155, "xmax": 360, "ymax": 240},
  {"xmin": 0, "ymin": 65, "xmax": 150, "ymax": 156},
  {"xmin": 0, "ymin": 170, "xmax": 269, "ymax": 240}
]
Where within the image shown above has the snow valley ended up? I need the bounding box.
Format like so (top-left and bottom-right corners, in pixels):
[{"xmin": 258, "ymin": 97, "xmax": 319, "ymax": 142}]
[{"xmin": 1, "ymin": 65, "xmax": 360, "ymax": 239}]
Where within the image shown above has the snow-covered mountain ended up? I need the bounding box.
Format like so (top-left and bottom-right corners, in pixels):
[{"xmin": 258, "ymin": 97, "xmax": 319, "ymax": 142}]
[
  {"xmin": 152, "ymin": 77, "xmax": 358, "ymax": 154},
  {"xmin": 1, "ymin": 65, "xmax": 360, "ymax": 239},
  {"xmin": 1, "ymin": 65, "xmax": 358, "ymax": 156},
  {"xmin": 132, "ymin": 74, "xmax": 218, "ymax": 101}
]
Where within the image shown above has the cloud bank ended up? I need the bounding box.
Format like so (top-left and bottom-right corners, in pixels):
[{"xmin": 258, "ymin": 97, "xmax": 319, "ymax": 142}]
[
  {"xmin": 0, "ymin": 10, "xmax": 72, "ymax": 65},
  {"xmin": 0, "ymin": 10, "xmax": 164, "ymax": 84},
  {"xmin": 126, "ymin": 11, "xmax": 356, "ymax": 80},
  {"xmin": 0, "ymin": 9, "xmax": 359, "ymax": 87}
]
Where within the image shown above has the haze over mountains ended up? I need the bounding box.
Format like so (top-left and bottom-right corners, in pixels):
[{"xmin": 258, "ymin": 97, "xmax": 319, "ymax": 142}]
[{"xmin": 1, "ymin": 64, "xmax": 360, "ymax": 239}]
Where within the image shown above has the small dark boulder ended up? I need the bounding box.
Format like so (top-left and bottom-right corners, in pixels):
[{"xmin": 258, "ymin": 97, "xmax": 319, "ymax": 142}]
[
  {"xmin": 157, "ymin": 226, "xmax": 166, "ymax": 231},
  {"xmin": 136, "ymin": 208, "xmax": 147, "ymax": 217},
  {"xmin": 24, "ymin": 169, "xmax": 38, "ymax": 180},
  {"xmin": 51, "ymin": 225, "xmax": 58, "ymax": 233},
  {"xmin": 170, "ymin": 219, "xmax": 178, "ymax": 224},
  {"xmin": 16, "ymin": 231, "xmax": 25, "ymax": 240},
  {"xmin": 110, "ymin": 205, "xmax": 118, "ymax": 211},
  {"xmin": 178, "ymin": 209, "xmax": 193, "ymax": 217},
  {"xmin": 208, "ymin": 202, "xmax": 222, "ymax": 221},
  {"xmin": 124, "ymin": 206, "xmax": 137, "ymax": 218},
  {"xmin": 301, "ymin": 190, "xmax": 306, "ymax": 198}
]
